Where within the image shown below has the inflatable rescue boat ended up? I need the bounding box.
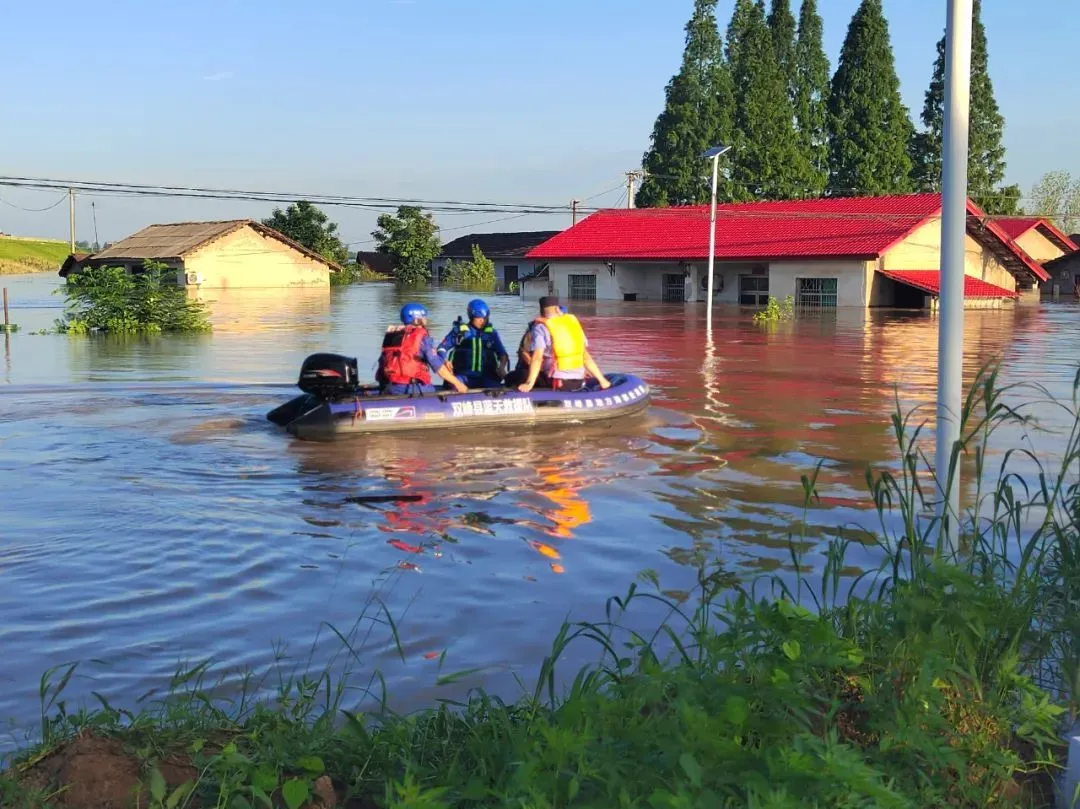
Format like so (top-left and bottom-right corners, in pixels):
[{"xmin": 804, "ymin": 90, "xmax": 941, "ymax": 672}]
[{"xmin": 266, "ymin": 352, "xmax": 651, "ymax": 441}]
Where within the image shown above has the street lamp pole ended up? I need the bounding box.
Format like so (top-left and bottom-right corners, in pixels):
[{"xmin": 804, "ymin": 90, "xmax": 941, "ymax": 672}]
[
  {"xmin": 935, "ymin": 0, "xmax": 973, "ymax": 555},
  {"xmin": 702, "ymin": 144, "xmax": 731, "ymax": 334}
]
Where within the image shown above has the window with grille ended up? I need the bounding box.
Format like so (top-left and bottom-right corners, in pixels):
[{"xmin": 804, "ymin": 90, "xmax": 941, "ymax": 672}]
[
  {"xmin": 739, "ymin": 275, "xmax": 769, "ymax": 305},
  {"xmin": 567, "ymin": 274, "xmax": 597, "ymax": 300},
  {"xmin": 662, "ymin": 273, "xmax": 685, "ymax": 302},
  {"xmin": 796, "ymin": 277, "xmax": 838, "ymax": 308}
]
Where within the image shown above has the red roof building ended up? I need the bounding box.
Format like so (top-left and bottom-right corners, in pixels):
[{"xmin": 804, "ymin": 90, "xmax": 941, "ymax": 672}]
[{"xmin": 524, "ymin": 193, "xmax": 1050, "ymax": 308}]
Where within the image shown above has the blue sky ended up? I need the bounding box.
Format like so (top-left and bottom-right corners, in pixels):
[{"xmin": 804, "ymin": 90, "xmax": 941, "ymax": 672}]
[{"xmin": 1, "ymin": 0, "xmax": 1076, "ymax": 248}]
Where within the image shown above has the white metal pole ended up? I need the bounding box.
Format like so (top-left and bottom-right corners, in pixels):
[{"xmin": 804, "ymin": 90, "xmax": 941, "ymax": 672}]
[
  {"xmin": 705, "ymin": 154, "xmax": 719, "ymax": 333},
  {"xmin": 935, "ymin": 0, "xmax": 973, "ymax": 555}
]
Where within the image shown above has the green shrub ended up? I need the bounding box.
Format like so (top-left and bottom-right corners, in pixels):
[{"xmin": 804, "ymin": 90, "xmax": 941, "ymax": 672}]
[
  {"xmin": 57, "ymin": 261, "xmax": 211, "ymax": 334},
  {"xmin": 330, "ymin": 262, "xmax": 387, "ymax": 286},
  {"xmin": 445, "ymin": 244, "xmax": 496, "ymax": 292},
  {"xmin": 752, "ymin": 295, "xmax": 795, "ymax": 324}
]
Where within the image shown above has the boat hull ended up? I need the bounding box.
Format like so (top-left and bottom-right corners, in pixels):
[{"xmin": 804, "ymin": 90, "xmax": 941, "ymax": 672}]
[{"xmin": 267, "ymin": 373, "xmax": 651, "ymax": 441}]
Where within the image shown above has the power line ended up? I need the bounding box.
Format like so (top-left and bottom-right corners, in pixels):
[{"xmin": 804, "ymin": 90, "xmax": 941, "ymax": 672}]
[
  {"xmin": 0, "ymin": 175, "xmax": 601, "ymax": 216},
  {"xmin": 0, "ymin": 191, "xmax": 69, "ymax": 212}
]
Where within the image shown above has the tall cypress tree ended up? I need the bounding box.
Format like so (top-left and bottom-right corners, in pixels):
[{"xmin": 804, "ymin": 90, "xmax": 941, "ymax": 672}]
[
  {"xmin": 731, "ymin": 0, "xmax": 808, "ymax": 198},
  {"xmin": 826, "ymin": 0, "xmax": 913, "ymax": 195},
  {"xmin": 725, "ymin": 0, "xmax": 757, "ymax": 68},
  {"xmin": 638, "ymin": 0, "xmax": 734, "ymax": 207},
  {"xmin": 793, "ymin": 0, "xmax": 830, "ymax": 195},
  {"xmin": 910, "ymin": 0, "xmax": 1018, "ymax": 213},
  {"xmin": 767, "ymin": 0, "xmax": 797, "ymax": 98}
]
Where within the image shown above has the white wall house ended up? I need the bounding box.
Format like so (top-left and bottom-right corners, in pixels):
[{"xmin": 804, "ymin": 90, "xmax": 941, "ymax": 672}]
[{"xmin": 526, "ymin": 194, "xmax": 1051, "ymax": 310}]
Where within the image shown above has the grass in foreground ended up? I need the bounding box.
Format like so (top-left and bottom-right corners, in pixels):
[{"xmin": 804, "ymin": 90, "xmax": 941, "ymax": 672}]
[
  {"xmin": 2, "ymin": 363, "xmax": 1079, "ymax": 809},
  {"xmin": 0, "ymin": 236, "xmax": 72, "ymax": 274}
]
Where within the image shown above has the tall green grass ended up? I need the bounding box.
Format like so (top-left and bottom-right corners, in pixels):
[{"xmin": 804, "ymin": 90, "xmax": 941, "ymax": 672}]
[
  {"xmin": 2, "ymin": 362, "xmax": 1079, "ymax": 808},
  {"xmin": 0, "ymin": 237, "xmax": 71, "ymax": 274}
]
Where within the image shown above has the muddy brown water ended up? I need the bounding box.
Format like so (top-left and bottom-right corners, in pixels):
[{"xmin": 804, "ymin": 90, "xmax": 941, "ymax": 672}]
[{"xmin": 1, "ymin": 272, "xmax": 1078, "ymax": 751}]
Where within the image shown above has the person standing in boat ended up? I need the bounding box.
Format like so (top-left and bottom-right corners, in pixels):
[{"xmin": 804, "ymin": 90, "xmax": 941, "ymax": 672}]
[
  {"xmin": 516, "ymin": 296, "xmax": 611, "ymax": 393},
  {"xmin": 376, "ymin": 303, "xmax": 469, "ymax": 395},
  {"xmin": 436, "ymin": 298, "xmax": 509, "ymax": 389}
]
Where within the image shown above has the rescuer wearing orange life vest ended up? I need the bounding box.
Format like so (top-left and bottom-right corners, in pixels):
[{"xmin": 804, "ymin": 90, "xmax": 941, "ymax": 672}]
[
  {"xmin": 376, "ymin": 303, "xmax": 469, "ymax": 395},
  {"xmin": 517, "ymin": 296, "xmax": 610, "ymax": 393}
]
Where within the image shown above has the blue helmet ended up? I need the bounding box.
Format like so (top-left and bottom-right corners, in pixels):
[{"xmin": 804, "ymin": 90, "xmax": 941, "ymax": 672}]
[
  {"xmin": 400, "ymin": 302, "xmax": 428, "ymax": 324},
  {"xmin": 559, "ymin": 305, "xmax": 568, "ymax": 314},
  {"xmin": 466, "ymin": 298, "xmax": 490, "ymax": 320}
]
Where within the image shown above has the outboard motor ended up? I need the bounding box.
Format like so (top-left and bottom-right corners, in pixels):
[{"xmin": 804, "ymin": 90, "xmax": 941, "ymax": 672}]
[{"xmin": 297, "ymin": 352, "xmax": 359, "ymax": 399}]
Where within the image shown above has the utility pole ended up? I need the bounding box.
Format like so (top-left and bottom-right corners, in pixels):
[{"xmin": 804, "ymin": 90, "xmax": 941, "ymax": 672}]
[
  {"xmin": 68, "ymin": 188, "xmax": 75, "ymax": 252},
  {"xmin": 92, "ymin": 201, "xmax": 100, "ymax": 251},
  {"xmin": 625, "ymin": 171, "xmax": 642, "ymax": 209},
  {"xmin": 935, "ymin": 0, "xmax": 973, "ymax": 556},
  {"xmin": 571, "ymin": 199, "xmax": 580, "ymax": 226}
]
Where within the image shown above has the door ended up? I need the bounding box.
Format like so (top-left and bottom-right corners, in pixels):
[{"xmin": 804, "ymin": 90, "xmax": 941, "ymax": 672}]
[
  {"xmin": 738, "ymin": 275, "xmax": 769, "ymax": 305},
  {"xmin": 503, "ymin": 265, "xmax": 519, "ymax": 290},
  {"xmin": 662, "ymin": 273, "xmax": 684, "ymax": 302}
]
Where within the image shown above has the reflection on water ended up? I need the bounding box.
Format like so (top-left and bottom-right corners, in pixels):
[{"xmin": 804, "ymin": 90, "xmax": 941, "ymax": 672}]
[{"xmin": 0, "ymin": 272, "xmax": 1079, "ymax": 746}]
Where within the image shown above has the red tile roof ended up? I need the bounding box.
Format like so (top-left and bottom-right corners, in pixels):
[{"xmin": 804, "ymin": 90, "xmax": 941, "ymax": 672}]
[
  {"xmin": 878, "ymin": 269, "xmax": 1018, "ymax": 298},
  {"xmin": 528, "ymin": 193, "xmax": 1050, "ymax": 283},
  {"xmin": 995, "ymin": 216, "xmax": 1078, "ymax": 253},
  {"xmin": 996, "ymin": 217, "xmax": 1041, "ymax": 240},
  {"xmin": 528, "ymin": 193, "xmax": 945, "ymax": 262}
]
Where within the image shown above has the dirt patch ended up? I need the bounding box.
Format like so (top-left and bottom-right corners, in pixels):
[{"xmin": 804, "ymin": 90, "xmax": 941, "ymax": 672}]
[{"xmin": 16, "ymin": 731, "xmax": 197, "ymax": 809}]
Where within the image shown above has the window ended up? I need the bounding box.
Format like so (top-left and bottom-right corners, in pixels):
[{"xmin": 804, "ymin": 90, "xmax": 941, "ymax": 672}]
[
  {"xmin": 567, "ymin": 274, "xmax": 596, "ymax": 300},
  {"xmin": 662, "ymin": 273, "xmax": 685, "ymax": 303},
  {"xmin": 796, "ymin": 277, "xmax": 838, "ymax": 308},
  {"xmin": 739, "ymin": 274, "xmax": 769, "ymax": 305}
]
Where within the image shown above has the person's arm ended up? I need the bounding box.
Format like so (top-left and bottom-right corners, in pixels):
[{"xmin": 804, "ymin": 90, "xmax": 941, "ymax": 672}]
[
  {"xmin": 435, "ymin": 327, "xmax": 457, "ymax": 360},
  {"xmin": 493, "ymin": 331, "xmax": 509, "ymax": 377},
  {"xmin": 423, "ymin": 336, "xmax": 468, "ymax": 393},
  {"xmin": 437, "ymin": 362, "xmax": 469, "ymax": 393},
  {"xmin": 583, "ymin": 350, "xmax": 610, "ymax": 389},
  {"xmin": 517, "ymin": 345, "xmax": 545, "ymax": 392}
]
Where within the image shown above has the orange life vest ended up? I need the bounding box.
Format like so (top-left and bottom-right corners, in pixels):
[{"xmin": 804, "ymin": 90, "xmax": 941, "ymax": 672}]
[{"xmin": 378, "ymin": 325, "xmax": 431, "ymax": 386}]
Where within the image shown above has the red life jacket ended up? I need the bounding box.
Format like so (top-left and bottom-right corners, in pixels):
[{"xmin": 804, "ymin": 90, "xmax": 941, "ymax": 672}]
[{"xmin": 379, "ymin": 325, "xmax": 432, "ymax": 386}]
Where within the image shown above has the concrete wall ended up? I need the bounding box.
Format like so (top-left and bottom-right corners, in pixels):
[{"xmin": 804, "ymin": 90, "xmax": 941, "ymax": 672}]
[
  {"xmin": 548, "ymin": 258, "xmax": 872, "ymax": 306},
  {"xmin": 184, "ymin": 226, "xmax": 330, "ymax": 289},
  {"xmin": 1016, "ymin": 228, "xmax": 1066, "ymax": 264},
  {"xmin": 768, "ymin": 259, "xmax": 871, "ymax": 307},
  {"xmin": 882, "ymin": 218, "xmax": 1016, "ymax": 291}
]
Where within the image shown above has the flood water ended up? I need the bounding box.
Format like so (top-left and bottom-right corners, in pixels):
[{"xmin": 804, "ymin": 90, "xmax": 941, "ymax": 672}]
[{"xmin": 1, "ymin": 272, "xmax": 1078, "ymax": 749}]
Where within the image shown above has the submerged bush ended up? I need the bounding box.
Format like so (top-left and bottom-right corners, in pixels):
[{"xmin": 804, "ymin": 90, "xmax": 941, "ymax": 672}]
[
  {"xmin": 752, "ymin": 295, "xmax": 795, "ymax": 324},
  {"xmin": 330, "ymin": 261, "xmax": 387, "ymax": 286},
  {"xmin": 57, "ymin": 261, "xmax": 211, "ymax": 334},
  {"xmin": 444, "ymin": 244, "xmax": 496, "ymax": 292}
]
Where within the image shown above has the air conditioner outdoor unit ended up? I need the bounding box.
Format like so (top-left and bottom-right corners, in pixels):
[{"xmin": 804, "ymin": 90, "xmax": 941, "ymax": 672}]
[{"xmin": 185, "ymin": 271, "xmax": 204, "ymax": 286}]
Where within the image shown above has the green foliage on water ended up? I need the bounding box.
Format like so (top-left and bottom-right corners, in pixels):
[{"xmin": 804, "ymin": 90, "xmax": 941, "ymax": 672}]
[
  {"xmin": 444, "ymin": 244, "xmax": 496, "ymax": 292},
  {"xmin": 261, "ymin": 200, "xmax": 349, "ymax": 266},
  {"xmin": 3, "ymin": 364, "xmax": 1080, "ymax": 808},
  {"xmin": 330, "ymin": 261, "xmax": 388, "ymax": 286},
  {"xmin": 752, "ymin": 294, "xmax": 795, "ymax": 323},
  {"xmin": 371, "ymin": 206, "xmax": 441, "ymax": 288},
  {"xmin": 57, "ymin": 262, "xmax": 212, "ymax": 335}
]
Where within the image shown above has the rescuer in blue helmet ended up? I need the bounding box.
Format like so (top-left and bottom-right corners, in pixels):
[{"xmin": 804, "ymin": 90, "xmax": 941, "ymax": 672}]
[
  {"xmin": 436, "ymin": 298, "xmax": 509, "ymax": 389},
  {"xmin": 375, "ymin": 302, "xmax": 468, "ymax": 395}
]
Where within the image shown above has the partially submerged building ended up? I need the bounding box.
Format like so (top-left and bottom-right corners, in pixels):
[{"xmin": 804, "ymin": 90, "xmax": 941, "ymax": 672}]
[
  {"xmin": 60, "ymin": 220, "xmax": 338, "ymax": 288},
  {"xmin": 995, "ymin": 216, "xmax": 1079, "ymax": 297},
  {"xmin": 432, "ymin": 231, "xmax": 559, "ymax": 290},
  {"xmin": 525, "ymin": 194, "xmax": 1052, "ymax": 309}
]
